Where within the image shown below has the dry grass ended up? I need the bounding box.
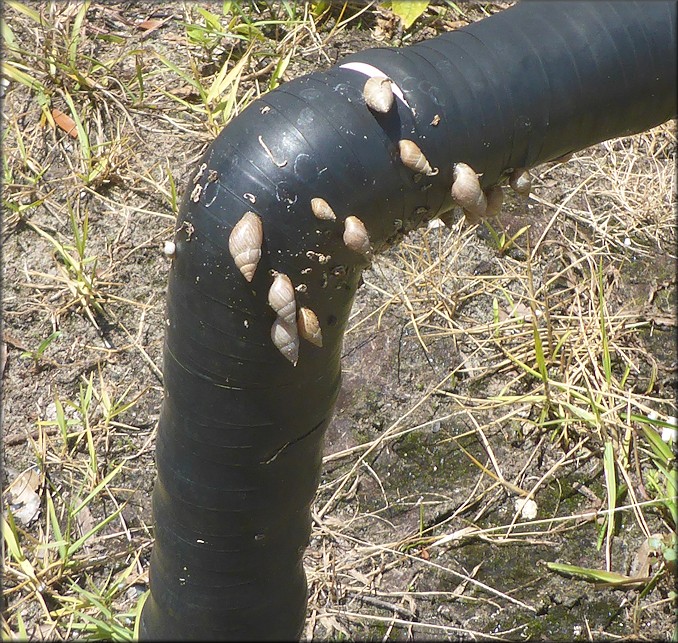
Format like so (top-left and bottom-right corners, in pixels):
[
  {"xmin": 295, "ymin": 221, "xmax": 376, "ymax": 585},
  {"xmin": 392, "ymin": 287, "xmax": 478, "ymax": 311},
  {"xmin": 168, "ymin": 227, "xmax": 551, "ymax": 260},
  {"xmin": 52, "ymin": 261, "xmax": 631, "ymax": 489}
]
[
  {"xmin": 2, "ymin": 2, "xmax": 675, "ymax": 641},
  {"xmin": 304, "ymin": 124, "xmax": 677, "ymax": 639}
]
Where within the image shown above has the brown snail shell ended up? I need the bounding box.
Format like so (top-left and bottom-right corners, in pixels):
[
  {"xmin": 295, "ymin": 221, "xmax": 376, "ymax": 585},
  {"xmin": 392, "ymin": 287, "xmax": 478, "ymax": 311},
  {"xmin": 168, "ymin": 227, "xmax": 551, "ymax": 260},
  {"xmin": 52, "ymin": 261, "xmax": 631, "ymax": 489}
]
[
  {"xmin": 298, "ymin": 307, "xmax": 323, "ymax": 347},
  {"xmin": 268, "ymin": 272, "xmax": 297, "ymax": 325},
  {"xmin": 311, "ymin": 197, "xmax": 336, "ymax": 221},
  {"xmin": 509, "ymin": 168, "xmax": 532, "ymax": 195},
  {"xmin": 271, "ymin": 318, "xmax": 299, "ymax": 365},
  {"xmin": 398, "ymin": 140, "xmax": 438, "ymax": 176},
  {"xmin": 228, "ymin": 211, "xmax": 263, "ymax": 282},
  {"xmin": 363, "ymin": 77, "xmax": 394, "ymax": 113},
  {"xmin": 343, "ymin": 216, "xmax": 371, "ymax": 257},
  {"xmin": 484, "ymin": 186, "xmax": 504, "ymax": 219},
  {"xmin": 451, "ymin": 163, "xmax": 487, "ymax": 221}
]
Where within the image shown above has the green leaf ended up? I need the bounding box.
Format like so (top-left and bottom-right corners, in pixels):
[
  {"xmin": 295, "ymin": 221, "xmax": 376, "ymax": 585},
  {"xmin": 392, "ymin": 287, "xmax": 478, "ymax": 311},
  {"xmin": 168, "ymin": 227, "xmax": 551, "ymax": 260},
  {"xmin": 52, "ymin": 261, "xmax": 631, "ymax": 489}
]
[
  {"xmin": 391, "ymin": 0, "xmax": 429, "ymax": 30},
  {"xmin": 546, "ymin": 562, "xmax": 649, "ymax": 586},
  {"xmin": 6, "ymin": 1, "xmax": 44, "ymax": 25},
  {"xmin": 602, "ymin": 440, "xmax": 617, "ymax": 550},
  {"xmin": 196, "ymin": 6, "xmax": 223, "ymax": 33},
  {"xmin": 639, "ymin": 421, "xmax": 674, "ymax": 464},
  {"xmin": 1, "ymin": 18, "xmax": 16, "ymax": 50}
]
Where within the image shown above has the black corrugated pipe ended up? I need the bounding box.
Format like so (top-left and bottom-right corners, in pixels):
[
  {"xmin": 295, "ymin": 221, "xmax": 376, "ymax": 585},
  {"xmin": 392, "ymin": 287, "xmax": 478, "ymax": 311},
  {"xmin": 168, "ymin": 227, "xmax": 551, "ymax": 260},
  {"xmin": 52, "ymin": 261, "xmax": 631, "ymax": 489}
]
[{"xmin": 139, "ymin": 2, "xmax": 676, "ymax": 640}]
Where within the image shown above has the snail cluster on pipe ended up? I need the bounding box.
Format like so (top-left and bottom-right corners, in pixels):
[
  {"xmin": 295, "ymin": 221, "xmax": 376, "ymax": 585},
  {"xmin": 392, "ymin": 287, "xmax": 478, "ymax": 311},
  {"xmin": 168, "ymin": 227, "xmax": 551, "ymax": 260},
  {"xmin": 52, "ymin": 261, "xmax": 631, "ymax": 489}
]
[{"xmin": 142, "ymin": 2, "xmax": 676, "ymax": 639}]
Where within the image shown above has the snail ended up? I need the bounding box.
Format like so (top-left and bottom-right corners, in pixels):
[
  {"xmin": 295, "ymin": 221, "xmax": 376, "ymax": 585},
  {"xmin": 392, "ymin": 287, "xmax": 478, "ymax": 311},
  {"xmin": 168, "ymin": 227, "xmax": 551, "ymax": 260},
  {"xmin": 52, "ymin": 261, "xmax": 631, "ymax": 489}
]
[
  {"xmin": 310, "ymin": 197, "xmax": 336, "ymax": 221},
  {"xmin": 509, "ymin": 168, "xmax": 532, "ymax": 195},
  {"xmin": 451, "ymin": 162, "xmax": 487, "ymax": 222},
  {"xmin": 228, "ymin": 211, "xmax": 263, "ymax": 282},
  {"xmin": 398, "ymin": 140, "xmax": 438, "ymax": 176},
  {"xmin": 268, "ymin": 272, "xmax": 297, "ymax": 325},
  {"xmin": 297, "ymin": 307, "xmax": 323, "ymax": 347},
  {"xmin": 343, "ymin": 216, "xmax": 371, "ymax": 257},
  {"xmin": 484, "ymin": 186, "xmax": 504, "ymax": 219},
  {"xmin": 363, "ymin": 76, "xmax": 394, "ymax": 113},
  {"xmin": 270, "ymin": 318, "xmax": 299, "ymax": 365},
  {"xmin": 163, "ymin": 240, "xmax": 176, "ymax": 259}
]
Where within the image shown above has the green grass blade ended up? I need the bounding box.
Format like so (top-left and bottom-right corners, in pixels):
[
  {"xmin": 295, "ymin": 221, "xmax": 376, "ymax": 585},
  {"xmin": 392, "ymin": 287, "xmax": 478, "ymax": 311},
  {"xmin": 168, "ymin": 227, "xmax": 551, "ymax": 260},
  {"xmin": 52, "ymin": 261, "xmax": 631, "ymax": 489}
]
[
  {"xmin": 602, "ymin": 440, "xmax": 616, "ymax": 567},
  {"xmin": 72, "ymin": 461, "xmax": 125, "ymax": 515},
  {"xmin": 598, "ymin": 260, "xmax": 612, "ymax": 386},
  {"xmin": 46, "ymin": 488, "xmax": 67, "ymax": 560},
  {"xmin": 66, "ymin": 504, "xmax": 124, "ymax": 558},
  {"xmin": 546, "ymin": 562, "xmax": 649, "ymax": 586}
]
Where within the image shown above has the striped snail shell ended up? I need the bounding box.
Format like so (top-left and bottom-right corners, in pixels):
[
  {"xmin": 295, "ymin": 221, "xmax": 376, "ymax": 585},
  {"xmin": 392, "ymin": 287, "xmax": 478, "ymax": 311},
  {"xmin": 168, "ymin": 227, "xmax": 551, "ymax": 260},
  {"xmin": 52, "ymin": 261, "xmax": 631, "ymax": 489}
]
[
  {"xmin": 363, "ymin": 77, "xmax": 394, "ymax": 113},
  {"xmin": 343, "ymin": 216, "xmax": 371, "ymax": 257},
  {"xmin": 228, "ymin": 211, "xmax": 263, "ymax": 282},
  {"xmin": 484, "ymin": 186, "xmax": 504, "ymax": 219},
  {"xmin": 271, "ymin": 318, "xmax": 299, "ymax": 366},
  {"xmin": 451, "ymin": 163, "xmax": 487, "ymax": 222},
  {"xmin": 311, "ymin": 197, "xmax": 336, "ymax": 221},
  {"xmin": 298, "ymin": 307, "xmax": 323, "ymax": 347},
  {"xmin": 509, "ymin": 168, "xmax": 532, "ymax": 195},
  {"xmin": 398, "ymin": 140, "xmax": 438, "ymax": 176},
  {"xmin": 268, "ymin": 272, "xmax": 297, "ymax": 325}
]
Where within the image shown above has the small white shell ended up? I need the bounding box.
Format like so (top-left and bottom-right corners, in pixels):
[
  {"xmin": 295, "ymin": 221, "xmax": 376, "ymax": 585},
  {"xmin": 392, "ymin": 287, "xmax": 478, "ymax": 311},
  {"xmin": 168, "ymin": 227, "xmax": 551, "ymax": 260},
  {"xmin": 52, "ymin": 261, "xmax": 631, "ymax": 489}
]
[
  {"xmin": 398, "ymin": 140, "xmax": 437, "ymax": 176},
  {"xmin": 343, "ymin": 216, "xmax": 371, "ymax": 257},
  {"xmin": 451, "ymin": 163, "xmax": 487, "ymax": 221},
  {"xmin": 163, "ymin": 240, "xmax": 176, "ymax": 259},
  {"xmin": 268, "ymin": 272, "xmax": 296, "ymax": 325},
  {"xmin": 509, "ymin": 168, "xmax": 532, "ymax": 195},
  {"xmin": 311, "ymin": 197, "xmax": 336, "ymax": 221},
  {"xmin": 363, "ymin": 77, "xmax": 394, "ymax": 113},
  {"xmin": 484, "ymin": 186, "xmax": 504, "ymax": 219},
  {"xmin": 298, "ymin": 307, "xmax": 323, "ymax": 347},
  {"xmin": 229, "ymin": 211, "xmax": 263, "ymax": 282},
  {"xmin": 271, "ymin": 318, "xmax": 299, "ymax": 365}
]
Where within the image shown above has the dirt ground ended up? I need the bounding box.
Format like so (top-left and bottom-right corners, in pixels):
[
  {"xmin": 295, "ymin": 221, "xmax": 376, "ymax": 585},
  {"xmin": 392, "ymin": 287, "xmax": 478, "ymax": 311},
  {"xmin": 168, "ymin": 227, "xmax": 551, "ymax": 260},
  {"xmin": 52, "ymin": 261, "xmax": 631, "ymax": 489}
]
[{"xmin": 2, "ymin": 2, "xmax": 676, "ymax": 641}]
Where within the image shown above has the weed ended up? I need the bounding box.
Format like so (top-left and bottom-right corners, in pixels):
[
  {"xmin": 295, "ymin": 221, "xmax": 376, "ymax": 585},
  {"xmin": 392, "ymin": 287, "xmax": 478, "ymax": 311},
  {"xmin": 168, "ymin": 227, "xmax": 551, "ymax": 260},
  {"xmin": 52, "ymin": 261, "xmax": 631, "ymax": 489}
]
[
  {"xmin": 19, "ymin": 330, "xmax": 61, "ymax": 370},
  {"xmin": 25, "ymin": 202, "xmax": 107, "ymax": 329}
]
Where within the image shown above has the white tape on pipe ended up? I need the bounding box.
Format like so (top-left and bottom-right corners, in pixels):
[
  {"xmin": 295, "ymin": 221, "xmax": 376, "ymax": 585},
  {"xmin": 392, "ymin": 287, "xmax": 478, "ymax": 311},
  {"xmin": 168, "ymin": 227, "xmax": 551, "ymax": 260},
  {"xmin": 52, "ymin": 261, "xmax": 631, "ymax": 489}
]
[{"xmin": 339, "ymin": 61, "xmax": 413, "ymax": 111}]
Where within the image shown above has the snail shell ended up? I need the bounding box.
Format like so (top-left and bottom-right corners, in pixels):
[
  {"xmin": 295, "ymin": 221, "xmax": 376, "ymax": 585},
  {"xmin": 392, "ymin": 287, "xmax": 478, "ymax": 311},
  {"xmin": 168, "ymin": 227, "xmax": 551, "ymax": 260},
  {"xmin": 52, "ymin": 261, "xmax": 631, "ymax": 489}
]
[
  {"xmin": 229, "ymin": 211, "xmax": 263, "ymax": 282},
  {"xmin": 363, "ymin": 77, "xmax": 394, "ymax": 113},
  {"xmin": 484, "ymin": 186, "xmax": 504, "ymax": 219},
  {"xmin": 451, "ymin": 163, "xmax": 487, "ymax": 221},
  {"xmin": 509, "ymin": 168, "xmax": 532, "ymax": 195},
  {"xmin": 311, "ymin": 197, "xmax": 336, "ymax": 221},
  {"xmin": 163, "ymin": 240, "xmax": 176, "ymax": 259},
  {"xmin": 399, "ymin": 140, "xmax": 437, "ymax": 176},
  {"xmin": 268, "ymin": 272, "xmax": 296, "ymax": 325},
  {"xmin": 298, "ymin": 307, "xmax": 323, "ymax": 347},
  {"xmin": 343, "ymin": 216, "xmax": 371, "ymax": 257},
  {"xmin": 271, "ymin": 318, "xmax": 299, "ymax": 366}
]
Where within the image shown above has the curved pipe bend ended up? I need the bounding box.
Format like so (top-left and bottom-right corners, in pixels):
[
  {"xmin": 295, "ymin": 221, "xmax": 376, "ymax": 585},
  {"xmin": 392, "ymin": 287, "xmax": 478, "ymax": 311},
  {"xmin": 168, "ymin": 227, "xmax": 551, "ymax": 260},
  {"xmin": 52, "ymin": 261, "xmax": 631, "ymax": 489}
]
[{"xmin": 140, "ymin": 2, "xmax": 676, "ymax": 640}]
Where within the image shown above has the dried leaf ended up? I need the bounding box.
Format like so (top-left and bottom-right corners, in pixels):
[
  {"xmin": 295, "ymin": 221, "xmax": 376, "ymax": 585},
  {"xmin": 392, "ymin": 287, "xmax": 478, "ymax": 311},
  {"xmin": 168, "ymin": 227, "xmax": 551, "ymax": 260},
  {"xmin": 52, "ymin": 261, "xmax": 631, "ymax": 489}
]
[
  {"xmin": 6, "ymin": 468, "xmax": 41, "ymax": 525},
  {"xmin": 51, "ymin": 108, "xmax": 78, "ymax": 138},
  {"xmin": 74, "ymin": 503, "xmax": 96, "ymax": 551},
  {"xmin": 137, "ymin": 16, "xmax": 173, "ymax": 36},
  {"xmin": 138, "ymin": 18, "xmax": 163, "ymax": 31}
]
